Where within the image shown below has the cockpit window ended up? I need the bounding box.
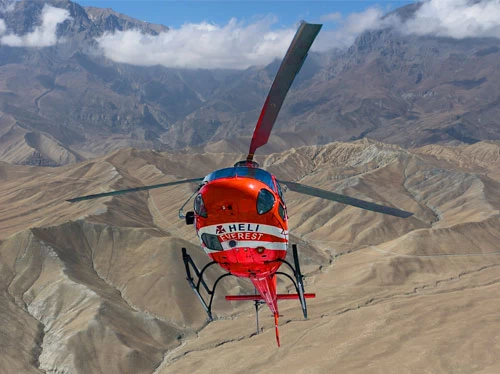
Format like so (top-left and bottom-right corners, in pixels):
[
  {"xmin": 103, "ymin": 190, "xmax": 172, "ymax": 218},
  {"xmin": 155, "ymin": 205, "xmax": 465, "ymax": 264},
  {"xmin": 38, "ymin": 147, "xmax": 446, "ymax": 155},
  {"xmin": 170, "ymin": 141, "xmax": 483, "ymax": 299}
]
[
  {"xmin": 204, "ymin": 167, "xmax": 275, "ymax": 191},
  {"xmin": 194, "ymin": 194, "xmax": 207, "ymax": 218}
]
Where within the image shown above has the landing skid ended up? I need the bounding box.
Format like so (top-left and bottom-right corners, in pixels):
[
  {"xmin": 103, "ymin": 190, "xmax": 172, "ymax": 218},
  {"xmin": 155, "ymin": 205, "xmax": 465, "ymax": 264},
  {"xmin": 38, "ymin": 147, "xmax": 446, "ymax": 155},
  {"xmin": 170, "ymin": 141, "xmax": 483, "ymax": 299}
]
[
  {"xmin": 279, "ymin": 244, "xmax": 311, "ymax": 319},
  {"xmin": 181, "ymin": 247, "xmax": 233, "ymax": 320},
  {"xmin": 182, "ymin": 244, "xmax": 314, "ymax": 326}
]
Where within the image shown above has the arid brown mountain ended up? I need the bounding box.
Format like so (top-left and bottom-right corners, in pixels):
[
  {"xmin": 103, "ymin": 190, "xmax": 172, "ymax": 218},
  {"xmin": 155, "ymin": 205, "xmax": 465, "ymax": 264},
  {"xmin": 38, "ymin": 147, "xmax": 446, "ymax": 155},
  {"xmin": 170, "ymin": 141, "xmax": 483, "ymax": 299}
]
[
  {"xmin": 2, "ymin": 1, "xmax": 500, "ymax": 373},
  {"xmin": 1, "ymin": 140, "xmax": 500, "ymax": 373},
  {"xmin": 0, "ymin": 0, "xmax": 224, "ymax": 165},
  {"xmin": 1, "ymin": 1, "xmax": 500, "ymax": 166}
]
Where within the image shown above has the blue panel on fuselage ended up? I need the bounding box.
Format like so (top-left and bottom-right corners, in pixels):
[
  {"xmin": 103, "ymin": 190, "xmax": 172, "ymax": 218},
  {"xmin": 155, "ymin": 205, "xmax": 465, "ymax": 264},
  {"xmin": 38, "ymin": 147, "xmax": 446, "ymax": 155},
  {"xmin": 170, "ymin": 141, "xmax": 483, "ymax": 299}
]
[{"xmin": 204, "ymin": 167, "xmax": 275, "ymax": 191}]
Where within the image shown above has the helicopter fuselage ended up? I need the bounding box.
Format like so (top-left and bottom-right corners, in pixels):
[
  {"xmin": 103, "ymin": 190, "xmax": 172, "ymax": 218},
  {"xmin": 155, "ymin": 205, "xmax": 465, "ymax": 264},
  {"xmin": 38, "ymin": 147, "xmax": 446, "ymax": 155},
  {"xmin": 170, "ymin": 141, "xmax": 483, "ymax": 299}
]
[
  {"xmin": 195, "ymin": 166, "xmax": 288, "ymax": 275},
  {"xmin": 193, "ymin": 166, "xmax": 289, "ymax": 317}
]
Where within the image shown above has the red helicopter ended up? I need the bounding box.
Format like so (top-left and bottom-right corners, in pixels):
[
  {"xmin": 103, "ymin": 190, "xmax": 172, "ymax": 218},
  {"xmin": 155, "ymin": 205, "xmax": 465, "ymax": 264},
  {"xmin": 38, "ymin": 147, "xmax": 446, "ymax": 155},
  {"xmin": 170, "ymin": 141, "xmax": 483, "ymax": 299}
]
[{"xmin": 68, "ymin": 22, "xmax": 412, "ymax": 346}]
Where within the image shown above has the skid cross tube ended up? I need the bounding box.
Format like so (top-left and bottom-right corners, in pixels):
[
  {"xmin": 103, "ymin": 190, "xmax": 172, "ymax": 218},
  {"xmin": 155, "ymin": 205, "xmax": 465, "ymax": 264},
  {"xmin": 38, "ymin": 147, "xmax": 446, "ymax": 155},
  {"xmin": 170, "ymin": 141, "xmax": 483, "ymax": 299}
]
[
  {"xmin": 275, "ymin": 271, "xmax": 299, "ymax": 290},
  {"xmin": 182, "ymin": 247, "xmax": 233, "ymax": 320}
]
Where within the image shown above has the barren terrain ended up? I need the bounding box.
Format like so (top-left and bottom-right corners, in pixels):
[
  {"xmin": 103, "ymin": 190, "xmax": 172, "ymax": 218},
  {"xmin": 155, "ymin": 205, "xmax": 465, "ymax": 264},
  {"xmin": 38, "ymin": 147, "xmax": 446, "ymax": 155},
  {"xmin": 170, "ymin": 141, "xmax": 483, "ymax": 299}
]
[{"xmin": 1, "ymin": 140, "xmax": 500, "ymax": 373}]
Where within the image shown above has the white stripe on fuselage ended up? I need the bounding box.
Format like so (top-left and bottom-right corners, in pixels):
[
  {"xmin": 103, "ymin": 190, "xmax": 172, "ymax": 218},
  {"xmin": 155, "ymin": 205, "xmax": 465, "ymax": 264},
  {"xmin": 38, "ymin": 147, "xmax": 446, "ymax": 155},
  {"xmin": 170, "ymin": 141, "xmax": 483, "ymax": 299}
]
[
  {"xmin": 198, "ymin": 223, "xmax": 288, "ymax": 238},
  {"xmin": 220, "ymin": 241, "xmax": 287, "ymax": 251},
  {"xmin": 197, "ymin": 222, "xmax": 288, "ymax": 253}
]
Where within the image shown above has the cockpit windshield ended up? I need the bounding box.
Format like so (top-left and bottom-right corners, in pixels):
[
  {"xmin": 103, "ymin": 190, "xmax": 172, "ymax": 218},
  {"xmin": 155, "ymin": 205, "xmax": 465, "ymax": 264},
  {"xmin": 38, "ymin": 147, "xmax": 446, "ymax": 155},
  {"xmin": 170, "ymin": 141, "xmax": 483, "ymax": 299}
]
[{"xmin": 204, "ymin": 167, "xmax": 275, "ymax": 191}]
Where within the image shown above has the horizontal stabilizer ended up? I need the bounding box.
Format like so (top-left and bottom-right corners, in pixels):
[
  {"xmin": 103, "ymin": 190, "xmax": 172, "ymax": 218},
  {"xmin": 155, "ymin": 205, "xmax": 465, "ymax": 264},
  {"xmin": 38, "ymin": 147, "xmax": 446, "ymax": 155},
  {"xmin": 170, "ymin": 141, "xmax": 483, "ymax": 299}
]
[{"xmin": 226, "ymin": 293, "xmax": 316, "ymax": 301}]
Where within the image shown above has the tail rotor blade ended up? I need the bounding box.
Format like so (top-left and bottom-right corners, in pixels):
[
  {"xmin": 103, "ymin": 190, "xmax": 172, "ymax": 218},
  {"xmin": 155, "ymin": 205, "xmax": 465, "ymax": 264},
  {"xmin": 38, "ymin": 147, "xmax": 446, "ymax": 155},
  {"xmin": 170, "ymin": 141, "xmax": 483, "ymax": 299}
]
[
  {"xmin": 247, "ymin": 22, "xmax": 322, "ymax": 162},
  {"xmin": 280, "ymin": 180, "xmax": 413, "ymax": 218},
  {"xmin": 66, "ymin": 177, "xmax": 204, "ymax": 203}
]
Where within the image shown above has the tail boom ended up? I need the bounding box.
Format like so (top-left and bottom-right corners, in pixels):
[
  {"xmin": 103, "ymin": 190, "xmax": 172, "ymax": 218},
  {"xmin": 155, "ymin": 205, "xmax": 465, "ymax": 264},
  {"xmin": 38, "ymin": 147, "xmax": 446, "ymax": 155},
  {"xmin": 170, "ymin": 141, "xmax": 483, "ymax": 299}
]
[{"xmin": 251, "ymin": 275, "xmax": 281, "ymax": 346}]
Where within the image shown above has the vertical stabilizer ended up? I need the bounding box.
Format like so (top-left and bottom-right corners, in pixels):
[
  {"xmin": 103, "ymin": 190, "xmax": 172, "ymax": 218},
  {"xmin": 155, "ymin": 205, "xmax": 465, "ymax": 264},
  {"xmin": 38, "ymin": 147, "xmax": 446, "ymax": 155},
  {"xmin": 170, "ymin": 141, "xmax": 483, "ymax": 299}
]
[{"xmin": 274, "ymin": 313, "xmax": 281, "ymax": 347}]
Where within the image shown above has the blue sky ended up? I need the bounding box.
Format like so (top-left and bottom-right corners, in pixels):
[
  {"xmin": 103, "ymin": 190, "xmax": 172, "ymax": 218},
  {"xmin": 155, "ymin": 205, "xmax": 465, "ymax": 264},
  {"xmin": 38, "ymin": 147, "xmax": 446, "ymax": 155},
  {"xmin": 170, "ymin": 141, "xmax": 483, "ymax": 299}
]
[{"xmin": 77, "ymin": 1, "xmax": 416, "ymax": 30}]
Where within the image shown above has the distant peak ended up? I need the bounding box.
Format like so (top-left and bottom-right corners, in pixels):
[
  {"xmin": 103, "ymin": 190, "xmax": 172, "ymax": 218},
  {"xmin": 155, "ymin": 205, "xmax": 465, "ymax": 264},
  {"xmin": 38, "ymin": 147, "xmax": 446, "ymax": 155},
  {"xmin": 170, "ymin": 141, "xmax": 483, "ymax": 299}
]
[{"xmin": 383, "ymin": 2, "xmax": 423, "ymax": 22}]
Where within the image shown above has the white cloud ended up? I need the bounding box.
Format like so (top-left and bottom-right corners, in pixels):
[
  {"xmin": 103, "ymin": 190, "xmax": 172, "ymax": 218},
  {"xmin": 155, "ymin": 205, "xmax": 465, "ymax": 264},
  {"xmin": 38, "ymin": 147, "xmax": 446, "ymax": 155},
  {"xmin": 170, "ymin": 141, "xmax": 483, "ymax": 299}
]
[
  {"xmin": 97, "ymin": 0, "xmax": 500, "ymax": 69},
  {"xmin": 402, "ymin": 0, "xmax": 500, "ymax": 39},
  {"xmin": 0, "ymin": 19, "xmax": 5, "ymax": 35},
  {"xmin": 97, "ymin": 17, "xmax": 297, "ymax": 69},
  {"xmin": 1, "ymin": 5, "xmax": 71, "ymax": 47},
  {"xmin": 343, "ymin": 7, "xmax": 386, "ymax": 35},
  {"xmin": 315, "ymin": 0, "xmax": 500, "ymax": 51},
  {"xmin": 314, "ymin": 7, "xmax": 390, "ymax": 51},
  {"xmin": 96, "ymin": 8, "xmax": 390, "ymax": 68}
]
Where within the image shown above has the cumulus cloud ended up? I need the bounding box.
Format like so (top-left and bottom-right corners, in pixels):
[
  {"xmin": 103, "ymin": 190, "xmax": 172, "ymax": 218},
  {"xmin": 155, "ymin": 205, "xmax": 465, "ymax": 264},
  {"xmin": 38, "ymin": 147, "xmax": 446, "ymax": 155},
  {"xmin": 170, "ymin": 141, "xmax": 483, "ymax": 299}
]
[
  {"xmin": 402, "ymin": 0, "xmax": 500, "ymax": 39},
  {"xmin": 96, "ymin": 0, "xmax": 500, "ymax": 69},
  {"xmin": 97, "ymin": 17, "xmax": 297, "ymax": 69},
  {"xmin": 314, "ymin": 7, "xmax": 389, "ymax": 51},
  {"xmin": 97, "ymin": 8, "xmax": 393, "ymax": 69},
  {"xmin": 343, "ymin": 7, "xmax": 387, "ymax": 35},
  {"xmin": 0, "ymin": 5, "xmax": 71, "ymax": 47},
  {"xmin": 315, "ymin": 0, "xmax": 500, "ymax": 51}
]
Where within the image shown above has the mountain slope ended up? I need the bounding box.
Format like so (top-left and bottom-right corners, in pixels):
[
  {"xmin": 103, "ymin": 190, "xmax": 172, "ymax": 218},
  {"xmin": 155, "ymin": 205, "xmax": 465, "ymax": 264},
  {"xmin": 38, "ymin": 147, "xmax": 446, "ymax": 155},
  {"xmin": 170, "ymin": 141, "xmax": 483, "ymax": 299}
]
[
  {"xmin": 1, "ymin": 1, "xmax": 500, "ymax": 165},
  {"xmin": 1, "ymin": 140, "xmax": 500, "ymax": 372}
]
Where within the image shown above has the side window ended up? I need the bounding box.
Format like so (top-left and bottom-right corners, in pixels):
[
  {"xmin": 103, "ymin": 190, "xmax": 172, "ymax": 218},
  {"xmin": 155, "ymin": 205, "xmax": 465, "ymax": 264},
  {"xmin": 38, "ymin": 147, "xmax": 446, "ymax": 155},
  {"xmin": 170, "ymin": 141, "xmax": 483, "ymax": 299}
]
[
  {"xmin": 275, "ymin": 179, "xmax": 285, "ymax": 204},
  {"xmin": 278, "ymin": 202, "xmax": 287, "ymax": 221}
]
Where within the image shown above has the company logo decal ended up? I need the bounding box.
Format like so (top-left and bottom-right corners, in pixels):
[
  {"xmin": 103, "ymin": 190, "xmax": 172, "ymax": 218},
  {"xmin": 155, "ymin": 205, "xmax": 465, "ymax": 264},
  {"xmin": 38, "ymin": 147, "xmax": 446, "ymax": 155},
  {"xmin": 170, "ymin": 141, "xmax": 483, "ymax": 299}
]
[{"xmin": 216, "ymin": 225, "xmax": 226, "ymax": 234}]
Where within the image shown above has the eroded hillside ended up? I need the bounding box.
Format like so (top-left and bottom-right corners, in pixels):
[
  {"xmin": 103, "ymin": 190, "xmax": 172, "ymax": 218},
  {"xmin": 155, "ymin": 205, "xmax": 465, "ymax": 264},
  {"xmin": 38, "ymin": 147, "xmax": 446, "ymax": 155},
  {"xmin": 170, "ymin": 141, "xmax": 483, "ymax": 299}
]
[{"xmin": 1, "ymin": 140, "xmax": 499, "ymax": 373}]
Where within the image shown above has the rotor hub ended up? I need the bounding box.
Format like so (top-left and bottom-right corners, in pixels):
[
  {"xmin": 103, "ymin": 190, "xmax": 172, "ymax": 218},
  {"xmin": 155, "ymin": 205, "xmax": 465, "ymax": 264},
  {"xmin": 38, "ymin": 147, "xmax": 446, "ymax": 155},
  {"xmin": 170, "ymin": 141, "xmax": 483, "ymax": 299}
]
[{"xmin": 234, "ymin": 160, "xmax": 259, "ymax": 168}]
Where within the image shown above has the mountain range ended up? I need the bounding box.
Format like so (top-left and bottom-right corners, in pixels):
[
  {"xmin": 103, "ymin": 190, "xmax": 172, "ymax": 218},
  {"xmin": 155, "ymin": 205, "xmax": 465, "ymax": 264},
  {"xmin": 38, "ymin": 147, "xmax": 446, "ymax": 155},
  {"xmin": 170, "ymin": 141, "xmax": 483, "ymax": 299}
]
[
  {"xmin": 2, "ymin": 1, "xmax": 500, "ymax": 372},
  {"xmin": 0, "ymin": 0, "xmax": 499, "ymax": 166}
]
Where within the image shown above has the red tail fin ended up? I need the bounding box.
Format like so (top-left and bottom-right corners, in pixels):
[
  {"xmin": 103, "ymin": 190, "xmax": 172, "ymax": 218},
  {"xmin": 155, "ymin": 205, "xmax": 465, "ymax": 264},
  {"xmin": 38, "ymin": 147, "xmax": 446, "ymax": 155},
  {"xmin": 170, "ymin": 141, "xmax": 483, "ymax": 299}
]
[{"xmin": 274, "ymin": 313, "xmax": 280, "ymax": 347}]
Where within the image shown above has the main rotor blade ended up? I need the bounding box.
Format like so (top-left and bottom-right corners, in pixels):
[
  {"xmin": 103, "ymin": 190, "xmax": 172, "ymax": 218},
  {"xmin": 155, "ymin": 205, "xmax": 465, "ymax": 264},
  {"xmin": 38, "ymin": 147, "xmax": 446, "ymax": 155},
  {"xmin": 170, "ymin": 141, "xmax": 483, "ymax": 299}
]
[
  {"xmin": 280, "ymin": 181, "xmax": 413, "ymax": 218},
  {"xmin": 66, "ymin": 178, "xmax": 204, "ymax": 203},
  {"xmin": 247, "ymin": 22, "xmax": 322, "ymax": 162}
]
